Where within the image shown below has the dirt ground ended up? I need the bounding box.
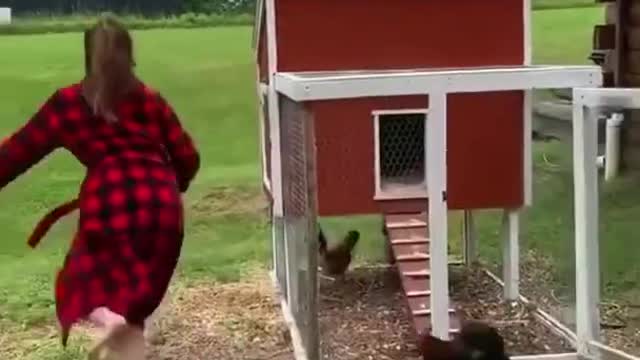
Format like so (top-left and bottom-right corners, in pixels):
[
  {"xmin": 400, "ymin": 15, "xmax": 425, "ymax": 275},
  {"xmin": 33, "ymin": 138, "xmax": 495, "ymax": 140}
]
[
  {"xmin": 518, "ymin": 250, "xmax": 640, "ymax": 356},
  {"xmin": 318, "ymin": 265, "xmax": 574, "ymax": 360},
  {"xmin": 62, "ymin": 259, "xmax": 635, "ymax": 360},
  {"xmin": 144, "ymin": 270, "xmax": 294, "ymax": 360}
]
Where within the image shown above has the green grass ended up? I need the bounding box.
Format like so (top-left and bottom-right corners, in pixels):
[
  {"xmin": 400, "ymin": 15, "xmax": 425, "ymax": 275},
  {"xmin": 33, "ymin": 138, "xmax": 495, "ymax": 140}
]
[
  {"xmin": 0, "ymin": 5, "xmax": 637, "ymax": 358},
  {"xmin": 0, "ymin": 27, "xmax": 266, "ymax": 328},
  {"xmin": 533, "ymin": 6, "xmax": 603, "ymax": 64},
  {"xmin": 533, "ymin": 0, "xmax": 600, "ymax": 10}
]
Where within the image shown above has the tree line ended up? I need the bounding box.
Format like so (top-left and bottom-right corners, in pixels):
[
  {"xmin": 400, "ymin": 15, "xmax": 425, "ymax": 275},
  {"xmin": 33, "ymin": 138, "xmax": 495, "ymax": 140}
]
[{"xmin": 0, "ymin": 0, "xmax": 256, "ymax": 16}]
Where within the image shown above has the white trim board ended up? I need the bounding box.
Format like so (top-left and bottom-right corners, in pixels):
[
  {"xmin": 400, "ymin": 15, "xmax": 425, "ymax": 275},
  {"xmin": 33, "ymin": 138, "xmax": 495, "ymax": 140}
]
[
  {"xmin": 258, "ymin": 85, "xmax": 272, "ymax": 192},
  {"xmin": 274, "ymin": 65, "xmax": 602, "ymax": 102},
  {"xmin": 575, "ymin": 87, "xmax": 640, "ymax": 108},
  {"xmin": 511, "ymin": 354, "xmax": 577, "ymax": 360},
  {"xmin": 523, "ymin": 0, "xmax": 533, "ymax": 207},
  {"xmin": 269, "ymin": 271, "xmax": 310, "ymax": 360},
  {"xmin": 372, "ymin": 108, "xmax": 429, "ymax": 200}
]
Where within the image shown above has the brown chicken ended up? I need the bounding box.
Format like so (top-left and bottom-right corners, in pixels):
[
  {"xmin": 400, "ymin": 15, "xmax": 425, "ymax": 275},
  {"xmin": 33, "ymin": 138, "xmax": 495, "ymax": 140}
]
[
  {"xmin": 318, "ymin": 227, "xmax": 360, "ymax": 276},
  {"xmin": 419, "ymin": 321, "xmax": 510, "ymax": 360}
]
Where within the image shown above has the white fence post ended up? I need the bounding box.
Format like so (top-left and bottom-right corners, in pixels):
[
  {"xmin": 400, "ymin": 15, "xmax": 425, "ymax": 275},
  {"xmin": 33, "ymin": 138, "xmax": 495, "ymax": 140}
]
[
  {"xmin": 502, "ymin": 209, "xmax": 520, "ymax": 300},
  {"xmin": 572, "ymin": 91, "xmax": 601, "ymax": 357},
  {"xmin": 427, "ymin": 91, "xmax": 450, "ymax": 340}
]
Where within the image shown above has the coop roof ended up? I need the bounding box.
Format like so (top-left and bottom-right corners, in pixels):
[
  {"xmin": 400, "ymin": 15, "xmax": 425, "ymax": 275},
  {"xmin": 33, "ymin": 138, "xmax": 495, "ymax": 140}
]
[{"xmin": 252, "ymin": 0, "xmax": 265, "ymax": 49}]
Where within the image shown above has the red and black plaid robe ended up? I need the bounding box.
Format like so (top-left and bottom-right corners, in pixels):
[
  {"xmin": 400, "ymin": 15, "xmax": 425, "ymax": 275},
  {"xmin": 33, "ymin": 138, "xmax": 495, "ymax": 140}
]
[{"xmin": 0, "ymin": 82, "xmax": 200, "ymax": 343}]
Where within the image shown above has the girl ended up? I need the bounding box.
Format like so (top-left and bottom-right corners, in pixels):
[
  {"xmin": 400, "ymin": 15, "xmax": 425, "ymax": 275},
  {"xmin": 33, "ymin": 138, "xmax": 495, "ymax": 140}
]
[{"xmin": 0, "ymin": 16, "xmax": 200, "ymax": 358}]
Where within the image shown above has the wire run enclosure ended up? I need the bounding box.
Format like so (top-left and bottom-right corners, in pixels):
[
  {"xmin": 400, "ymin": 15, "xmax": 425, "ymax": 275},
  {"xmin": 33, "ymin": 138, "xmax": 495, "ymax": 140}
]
[
  {"xmin": 572, "ymin": 88, "xmax": 640, "ymax": 360},
  {"xmin": 271, "ymin": 65, "xmax": 605, "ymax": 360}
]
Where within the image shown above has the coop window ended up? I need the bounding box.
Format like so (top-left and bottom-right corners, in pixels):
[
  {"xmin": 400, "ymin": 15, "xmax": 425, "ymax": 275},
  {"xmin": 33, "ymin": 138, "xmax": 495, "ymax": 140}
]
[{"xmin": 374, "ymin": 110, "xmax": 428, "ymax": 198}]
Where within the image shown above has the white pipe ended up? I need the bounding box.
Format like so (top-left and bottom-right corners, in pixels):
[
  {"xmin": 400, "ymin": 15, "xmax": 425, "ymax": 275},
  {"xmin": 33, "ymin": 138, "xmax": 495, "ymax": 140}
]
[
  {"xmin": 604, "ymin": 113, "xmax": 624, "ymax": 181},
  {"xmin": 0, "ymin": 8, "xmax": 10, "ymax": 25}
]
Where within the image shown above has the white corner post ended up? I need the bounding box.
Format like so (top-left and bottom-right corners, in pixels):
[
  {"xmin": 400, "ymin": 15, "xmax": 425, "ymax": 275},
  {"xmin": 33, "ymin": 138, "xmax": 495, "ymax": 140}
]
[
  {"xmin": 265, "ymin": 0, "xmax": 289, "ymax": 299},
  {"xmin": 427, "ymin": 90, "xmax": 450, "ymax": 340},
  {"xmin": 501, "ymin": 209, "xmax": 520, "ymax": 300},
  {"xmin": 572, "ymin": 90, "xmax": 601, "ymax": 357},
  {"xmin": 523, "ymin": 0, "xmax": 533, "ymax": 207},
  {"xmin": 463, "ymin": 210, "xmax": 477, "ymax": 264}
]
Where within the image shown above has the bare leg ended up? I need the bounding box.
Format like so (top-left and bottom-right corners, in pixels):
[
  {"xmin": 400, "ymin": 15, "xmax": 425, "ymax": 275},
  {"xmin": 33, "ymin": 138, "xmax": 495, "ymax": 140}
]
[{"xmin": 143, "ymin": 292, "xmax": 171, "ymax": 342}]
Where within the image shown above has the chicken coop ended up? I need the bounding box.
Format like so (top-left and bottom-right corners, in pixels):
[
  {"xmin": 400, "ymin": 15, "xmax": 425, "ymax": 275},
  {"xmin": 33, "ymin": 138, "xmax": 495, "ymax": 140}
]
[{"xmin": 252, "ymin": 0, "xmax": 611, "ymax": 359}]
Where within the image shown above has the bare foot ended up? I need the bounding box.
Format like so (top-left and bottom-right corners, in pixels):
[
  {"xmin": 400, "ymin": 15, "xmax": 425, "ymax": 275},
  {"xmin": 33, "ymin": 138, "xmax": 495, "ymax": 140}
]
[{"xmin": 88, "ymin": 323, "xmax": 145, "ymax": 360}]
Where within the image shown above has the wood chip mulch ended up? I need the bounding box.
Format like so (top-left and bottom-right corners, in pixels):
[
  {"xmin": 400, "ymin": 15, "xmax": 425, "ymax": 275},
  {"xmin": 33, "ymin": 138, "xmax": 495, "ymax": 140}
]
[{"xmin": 318, "ymin": 264, "xmax": 575, "ymax": 360}]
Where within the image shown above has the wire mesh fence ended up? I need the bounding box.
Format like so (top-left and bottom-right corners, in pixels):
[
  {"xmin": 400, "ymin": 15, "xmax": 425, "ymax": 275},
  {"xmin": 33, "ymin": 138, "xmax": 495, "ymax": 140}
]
[
  {"xmin": 378, "ymin": 113, "xmax": 426, "ymax": 191},
  {"xmin": 278, "ymin": 95, "xmax": 319, "ymax": 359}
]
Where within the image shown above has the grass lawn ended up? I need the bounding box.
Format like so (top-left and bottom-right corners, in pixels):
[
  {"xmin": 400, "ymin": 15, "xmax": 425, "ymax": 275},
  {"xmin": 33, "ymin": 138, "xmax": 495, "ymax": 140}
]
[{"xmin": 1, "ymin": 5, "xmax": 638, "ymax": 359}]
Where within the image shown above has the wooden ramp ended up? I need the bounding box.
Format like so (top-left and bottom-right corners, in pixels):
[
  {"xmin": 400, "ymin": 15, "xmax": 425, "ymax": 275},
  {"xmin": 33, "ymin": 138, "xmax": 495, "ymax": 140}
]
[{"xmin": 383, "ymin": 212, "xmax": 461, "ymax": 339}]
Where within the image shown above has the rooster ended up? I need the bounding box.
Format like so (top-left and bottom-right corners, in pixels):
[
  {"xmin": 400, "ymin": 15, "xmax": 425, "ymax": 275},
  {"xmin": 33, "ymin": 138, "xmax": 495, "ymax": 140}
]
[
  {"xmin": 318, "ymin": 227, "xmax": 359, "ymax": 276},
  {"xmin": 419, "ymin": 321, "xmax": 509, "ymax": 360}
]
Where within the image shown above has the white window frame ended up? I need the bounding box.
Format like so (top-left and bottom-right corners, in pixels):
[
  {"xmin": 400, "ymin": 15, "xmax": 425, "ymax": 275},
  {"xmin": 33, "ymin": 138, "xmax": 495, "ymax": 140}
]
[
  {"xmin": 372, "ymin": 108, "xmax": 429, "ymax": 200},
  {"xmin": 258, "ymin": 83, "xmax": 272, "ymax": 192}
]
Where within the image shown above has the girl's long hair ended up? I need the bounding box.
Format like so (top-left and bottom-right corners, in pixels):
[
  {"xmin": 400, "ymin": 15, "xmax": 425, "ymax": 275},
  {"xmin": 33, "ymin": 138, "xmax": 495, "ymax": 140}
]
[{"xmin": 82, "ymin": 15, "xmax": 138, "ymax": 123}]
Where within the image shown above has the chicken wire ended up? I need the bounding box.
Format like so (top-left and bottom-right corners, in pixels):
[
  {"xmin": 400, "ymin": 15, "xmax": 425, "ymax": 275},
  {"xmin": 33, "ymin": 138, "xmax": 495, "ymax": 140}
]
[
  {"xmin": 277, "ymin": 95, "xmax": 320, "ymax": 359},
  {"xmin": 378, "ymin": 113, "xmax": 426, "ymax": 190}
]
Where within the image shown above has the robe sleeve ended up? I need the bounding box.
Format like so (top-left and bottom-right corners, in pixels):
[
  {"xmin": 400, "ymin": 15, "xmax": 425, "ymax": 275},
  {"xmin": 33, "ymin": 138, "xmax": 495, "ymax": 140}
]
[
  {"xmin": 157, "ymin": 96, "xmax": 200, "ymax": 193},
  {"xmin": 0, "ymin": 91, "xmax": 63, "ymax": 190}
]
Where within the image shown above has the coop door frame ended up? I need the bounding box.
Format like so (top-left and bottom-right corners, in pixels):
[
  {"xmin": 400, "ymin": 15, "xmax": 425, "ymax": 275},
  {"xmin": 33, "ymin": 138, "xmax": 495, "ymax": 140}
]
[{"xmin": 373, "ymin": 108, "xmax": 429, "ymax": 200}]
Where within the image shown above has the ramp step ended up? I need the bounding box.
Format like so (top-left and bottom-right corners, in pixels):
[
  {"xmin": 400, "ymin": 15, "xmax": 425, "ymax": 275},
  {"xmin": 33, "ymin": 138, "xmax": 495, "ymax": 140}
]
[
  {"xmin": 407, "ymin": 290, "xmax": 431, "ymax": 297},
  {"xmin": 396, "ymin": 252, "xmax": 430, "ymax": 261},
  {"xmin": 403, "ymin": 270, "xmax": 431, "ymax": 278},
  {"xmin": 391, "ymin": 238, "xmax": 429, "ymax": 245},
  {"xmin": 412, "ymin": 308, "xmax": 456, "ymax": 316},
  {"xmin": 387, "ymin": 220, "xmax": 427, "ymax": 229}
]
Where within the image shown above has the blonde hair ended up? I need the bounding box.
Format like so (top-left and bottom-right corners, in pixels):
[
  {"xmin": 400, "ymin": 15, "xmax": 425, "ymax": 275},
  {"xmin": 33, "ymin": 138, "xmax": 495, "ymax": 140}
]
[{"xmin": 82, "ymin": 15, "xmax": 137, "ymax": 123}]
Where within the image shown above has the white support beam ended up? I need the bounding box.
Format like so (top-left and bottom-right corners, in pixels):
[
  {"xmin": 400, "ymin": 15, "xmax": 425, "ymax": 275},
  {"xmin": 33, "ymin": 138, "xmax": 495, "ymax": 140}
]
[
  {"xmin": 576, "ymin": 87, "xmax": 640, "ymax": 108},
  {"xmin": 571, "ymin": 93, "xmax": 601, "ymax": 357},
  {"xmin": 501, "ymin": 209, "xmax": 521, "ymax": 300},
  {"xmin": 427, "ymin": 91, "xmax": 450, "ymax": 340},
  {"xmin": 511, "ymin": 353, "xmax": 578, "ymax": 360},
  {"xmin": 589, "ymin": 341, "xmax": 640, "ymax": 360},
  {"xmin": 274, "ymin": 65, "xmax": 602, "ymax": 101},
  {"xmin": 463, "ymin": 210, "xmax": 477, "ymax": 265}
]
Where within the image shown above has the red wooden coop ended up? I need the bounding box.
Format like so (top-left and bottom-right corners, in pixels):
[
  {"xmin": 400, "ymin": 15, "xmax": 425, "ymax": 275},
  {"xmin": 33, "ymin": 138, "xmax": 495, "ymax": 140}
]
[{"xmin": 252, "ymin": 0, "xmax": 601, "ymax": 359}]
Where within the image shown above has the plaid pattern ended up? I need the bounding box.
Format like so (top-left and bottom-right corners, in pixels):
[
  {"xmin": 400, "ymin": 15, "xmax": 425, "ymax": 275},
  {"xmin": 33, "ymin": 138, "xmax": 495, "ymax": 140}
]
[{"xmin": 0, "ymin": 83, "xmax": 200, "ymax": 344}]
